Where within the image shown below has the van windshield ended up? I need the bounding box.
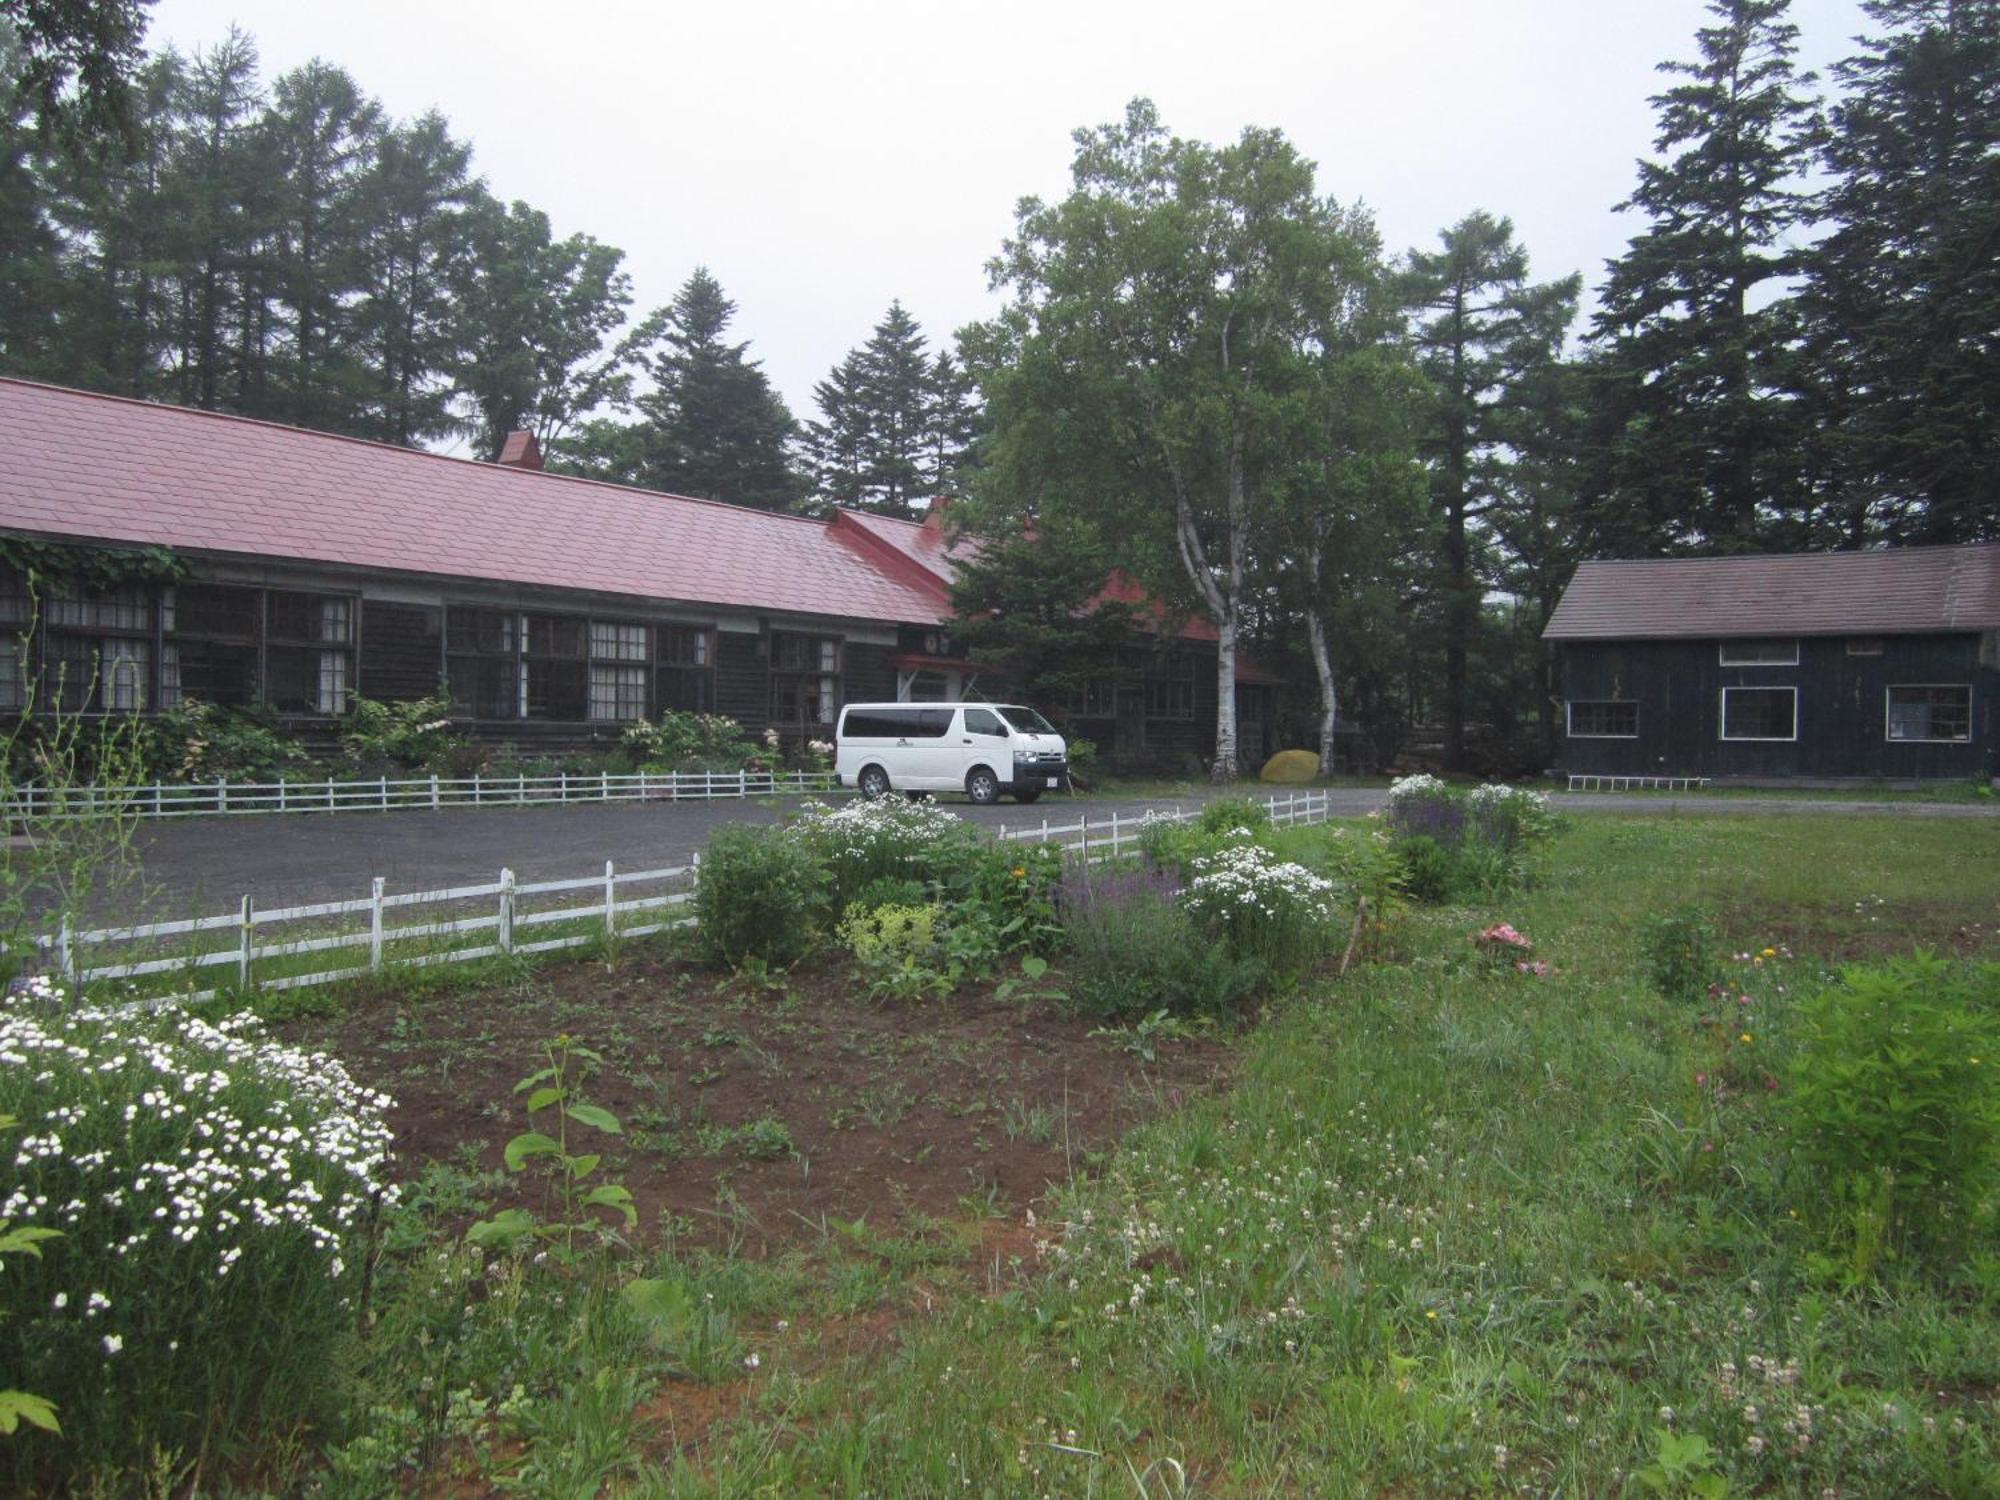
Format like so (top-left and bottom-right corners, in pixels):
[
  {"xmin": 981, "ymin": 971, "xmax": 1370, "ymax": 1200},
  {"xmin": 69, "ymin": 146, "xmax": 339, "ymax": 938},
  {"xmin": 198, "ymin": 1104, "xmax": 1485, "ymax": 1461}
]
[{"xmin": 995, "ymin": 705, "xmax": 1056, "ymax": 735}]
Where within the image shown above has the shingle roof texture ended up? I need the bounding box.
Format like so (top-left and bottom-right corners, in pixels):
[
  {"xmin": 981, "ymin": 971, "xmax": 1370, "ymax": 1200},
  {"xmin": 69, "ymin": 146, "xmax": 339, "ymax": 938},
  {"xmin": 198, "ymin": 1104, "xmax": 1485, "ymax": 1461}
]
[
  {"xmin": 1542, "ymin": 544, "xmax": 2000, "ymax": 641},
  {"xmin": 0, "ymin": 378, "xmax": 946, "ymax": 625}
]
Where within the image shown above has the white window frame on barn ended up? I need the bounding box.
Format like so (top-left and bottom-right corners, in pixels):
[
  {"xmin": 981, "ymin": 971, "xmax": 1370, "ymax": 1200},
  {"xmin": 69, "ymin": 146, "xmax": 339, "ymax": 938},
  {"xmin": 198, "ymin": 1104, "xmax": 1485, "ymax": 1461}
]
[
  {"xmin": 1884, "ymin": 684, "xmax": 1972, "ymax": 744},
  {"xmin": 1720, "ymin": 686, "xmax": 1798, "ymax": 742},
  {"xmin": 1718, "ymin": 638, "xmax": 1799, "ymax": 666},
  {"xmin": 1566, "ymin": 700, "xmax": 1639, "ymax": 738}
]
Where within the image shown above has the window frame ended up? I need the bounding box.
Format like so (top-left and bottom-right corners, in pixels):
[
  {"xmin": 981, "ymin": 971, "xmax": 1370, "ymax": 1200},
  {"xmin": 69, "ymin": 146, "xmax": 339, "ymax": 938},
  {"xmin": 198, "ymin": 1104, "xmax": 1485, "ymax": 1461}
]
[
  {"xmin": 1884, "ymin": 684, "xmax": 1972, "ymax": 744},
  {"xmin": 1144, "ymin": 653, "xmax": 1197, "ymax": 721},
  {"xmin": 1719, "ymin": 685, "xmax": 1799, "ymax": 742},
  {"xmin": 1718, "ymin": 638, "xmax": 1799, "ymax": 667},
  {"xmin": 1565, "ymin": 699, "xmax": 1639, "ymax": 739}
]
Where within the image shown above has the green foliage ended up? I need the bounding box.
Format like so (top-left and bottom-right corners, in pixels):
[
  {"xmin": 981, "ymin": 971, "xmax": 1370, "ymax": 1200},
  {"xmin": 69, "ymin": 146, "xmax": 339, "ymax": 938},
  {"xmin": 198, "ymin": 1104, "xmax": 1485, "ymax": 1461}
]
[
  {"xmin": 693, "ymin": 824, "xmax": 827, "ymax": 969},
  {"xmin": 1643, "ymin": 906, "xmax": 1723, "ymax": 1004},
  {"xmin": 1381, "ymin": 776, "xmax": 1557, "ymax": 903},
  {"xmin": 1197, "ymin": 796, "xmax": 1271, "ymax": 839},
  {"xmin": 1060, "ymin": 868, "xmax": 1261, "ymax": 1021},
  {"xmin": 143, "ymin": 697, "xmax": 308, "ymax": 782},
  {"xmin": 0, "ymin": 989, "xmax": 394, "ymax": 1491},
  {"xmin": 839, "ymin": 902, "xmax": 951, "ymax": 1002},
  {"xmin": 469, "ymin": 1036, "xmax": 636, "ymax": 1256},
  {"xmin": 1781, "ymin": 955, "xmax": 1999, "ymax": 1279},
  {"xmin": 339, "ymin": 692, "xmax": 463, "ymax": 770},
  {"xmin": 1179, "ymin": 838, "xmax": 1343, "ymax": 978},
  {"xmin": 618, "ymin": 710, "xmax": 757, "ymax": 772}
]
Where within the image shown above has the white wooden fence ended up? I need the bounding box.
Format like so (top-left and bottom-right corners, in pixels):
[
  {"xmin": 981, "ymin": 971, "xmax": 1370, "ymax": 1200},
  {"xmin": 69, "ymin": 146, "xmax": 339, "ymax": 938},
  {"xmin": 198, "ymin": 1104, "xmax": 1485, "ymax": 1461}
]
[
  {"xmin": 38, "ymin": 789, "xmax": 1333, "ymax": 1006},
  {"xmin": 2, "ymin": 767, "xmax": 840, "ymax": 821}
]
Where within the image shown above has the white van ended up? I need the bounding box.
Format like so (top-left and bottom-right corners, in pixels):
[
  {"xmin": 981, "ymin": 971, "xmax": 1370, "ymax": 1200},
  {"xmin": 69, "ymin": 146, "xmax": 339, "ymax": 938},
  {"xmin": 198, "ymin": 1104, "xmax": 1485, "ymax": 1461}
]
[{"xmin": 834, "ymin": 702, "xmax": 1069, "ymax": 804}]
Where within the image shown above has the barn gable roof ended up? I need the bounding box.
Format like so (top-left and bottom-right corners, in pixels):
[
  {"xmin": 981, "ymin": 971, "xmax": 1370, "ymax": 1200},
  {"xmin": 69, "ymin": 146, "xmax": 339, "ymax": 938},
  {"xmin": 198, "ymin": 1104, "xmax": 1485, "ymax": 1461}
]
[
  {"xmin": 0, "ymin": 377, "xmax": 947, "ymax": 626},
  {"xmin": 1543, "ymin": 544, "xmax": 2000, "ymax": 641}
]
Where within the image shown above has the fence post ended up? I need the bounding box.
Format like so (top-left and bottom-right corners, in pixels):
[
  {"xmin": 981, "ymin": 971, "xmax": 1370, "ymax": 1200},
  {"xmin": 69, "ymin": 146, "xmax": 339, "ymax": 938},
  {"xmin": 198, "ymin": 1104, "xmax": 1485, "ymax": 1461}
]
[
  {"xmin": 1110, "ymin": 809, "xmax": 1120, "ymax": 856},
  {"xmin": 738, "ymin": 769, "xmax": 747, "ymax": 798},
  {"xmin": 430, "ymin": 773, "xmax": 440, "ymax": 811},
  {"xmin": 58, "ymin": 916, "xmax": 75, "ymax": 983},
  {"xmin": 517, "ymin": 773, "xmax": 525, "ymax": 805},
  {"xmin": 370, "ymin": 876, "xmax": 385, "ymax": 971},
  {"xmin": 474, "ymin": 771, "xmax": 482, "ymax": 806},
  {"xmin": 604, "ymin": 859, "xmax": 616, "ymax": 936},
  {"xmin": 218, "ymin": 777, "xmax": 227, "ymax": 815},
  {"xmin": 498, "ymin": 868, "xmax": 515, "ymax": 954},
  {"xmin": 640, "ymin": 769, "xmax": 650, "ymax": 800},
  {"xmin": 154, "ymin": 784, "xmax": 162, "ymax": 818},
  {"xmin": 380, "ymin": 776, "xmax": 388, "ymax": 811},
  {"xmin": 279, "ymin": 780, "xmax": 288, "ymax": 814},
  {"xmin": 237, "ymin": 895, "xmax": 253, "ymax": 990},
  {"xmin": 1080, "ymin": 815, "xmax": 1089, "ymax": 864},
  {"xmin": 601, "ymin": 770, "xmax": 609, "ymax": 802}
]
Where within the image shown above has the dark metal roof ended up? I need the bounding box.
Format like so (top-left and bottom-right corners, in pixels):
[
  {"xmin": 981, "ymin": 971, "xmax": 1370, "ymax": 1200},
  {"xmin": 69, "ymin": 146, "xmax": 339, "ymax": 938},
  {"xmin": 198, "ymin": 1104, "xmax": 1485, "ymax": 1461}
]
[{"xmin": 1542, "ymin": 543, "xmax": 2000, "ymax": 641}]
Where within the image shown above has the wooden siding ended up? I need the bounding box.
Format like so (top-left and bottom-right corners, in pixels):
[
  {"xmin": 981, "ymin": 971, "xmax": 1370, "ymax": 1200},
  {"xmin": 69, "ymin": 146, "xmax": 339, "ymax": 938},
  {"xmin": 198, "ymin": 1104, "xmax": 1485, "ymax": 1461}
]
[
  {"xmin": 845, "ymin": 641, "xmax": 897, "ymax": 705},
  {"xmin": 1560, "ymin": 633, "xmax": 1998, "ymax": 779},
  {"xmin": 357, "ymin": 602, "xmax": 442, "ymax": 703},
  {"xmin": 713, "ymin": 631, "xmax": 768, "ymax": 736}
]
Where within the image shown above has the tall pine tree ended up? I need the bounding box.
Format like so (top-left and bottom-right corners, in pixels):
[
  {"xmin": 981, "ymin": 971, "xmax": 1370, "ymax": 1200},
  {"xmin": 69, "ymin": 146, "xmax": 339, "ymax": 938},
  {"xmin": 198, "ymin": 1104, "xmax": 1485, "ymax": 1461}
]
[
  {"xmin": 1400, "ymin": 211, "xmax": 1578, "ymax": 771},
  {"xmin": 1803, "ymin": 0, "xmax": 1999, "ymax": 542},
  {"xmin": 1587, "ymin": 0, "xmax": 1820, "ymax": 552}
]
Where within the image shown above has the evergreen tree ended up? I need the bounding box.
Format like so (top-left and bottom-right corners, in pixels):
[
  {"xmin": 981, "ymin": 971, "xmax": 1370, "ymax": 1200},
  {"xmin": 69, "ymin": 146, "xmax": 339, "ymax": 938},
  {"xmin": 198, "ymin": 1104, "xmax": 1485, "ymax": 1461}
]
[
  {"xmin": 1588, "ymin": 0, "xmax": 1820, "ymax": 551},
  {"xmin": 603, "ymin": 268, "xmax": 801, "ymax": 508},
  {"xmin": 856, "ymin": 300, "xmax": 930, "ymax": 512},
  {"xmin": 1399, "ymin": 211, "xmax": 1578, "ymax": 771},
  {"xmin": 1803, "ymin": 0, "xmax": 1999, "ymax": 542},
  {"xmin": 0, "ymin": 25, "xmax": 64, "ymax": 376},
  {"xmin": 926, "ymin": 348, "xmax": 980, "ymax": 495},
  {"xmin": 801, "ymin": 347, "xmax": 870, "ymax": 508}
]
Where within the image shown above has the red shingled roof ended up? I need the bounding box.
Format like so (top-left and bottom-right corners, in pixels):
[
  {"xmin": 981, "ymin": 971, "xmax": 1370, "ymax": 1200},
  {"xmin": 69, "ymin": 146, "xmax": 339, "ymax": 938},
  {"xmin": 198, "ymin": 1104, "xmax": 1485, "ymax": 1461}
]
[
  {"xmin": 1544, "ymin": 544, "xmax": 2000, "ymax": 640},
  {"xmin": 0, "ymin": 378, "xmax": 946, "ymax": 626}
]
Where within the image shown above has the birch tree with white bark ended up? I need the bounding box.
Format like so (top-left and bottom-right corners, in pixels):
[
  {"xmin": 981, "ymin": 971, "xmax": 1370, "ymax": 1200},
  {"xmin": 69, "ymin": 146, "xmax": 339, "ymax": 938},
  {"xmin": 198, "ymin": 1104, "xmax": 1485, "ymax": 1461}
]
[{"xmin": 967, "ymin": 99, "xmax": 1374, "ymax": 781}]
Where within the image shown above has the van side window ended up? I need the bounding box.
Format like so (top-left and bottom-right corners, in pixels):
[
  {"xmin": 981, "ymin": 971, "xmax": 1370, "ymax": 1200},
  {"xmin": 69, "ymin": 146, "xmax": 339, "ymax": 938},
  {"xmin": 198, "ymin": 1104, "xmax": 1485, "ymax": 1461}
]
[
  {"xmin": 964, "ymin": 708, "xmax": 1006, "ymax": 737},
  {"xmin": 843, "ymin": 708, "xmax": 919, "ymax": 738},
  {"xmin": 916, "ymin": 709, "xmax": 956, "ymax": 737}
]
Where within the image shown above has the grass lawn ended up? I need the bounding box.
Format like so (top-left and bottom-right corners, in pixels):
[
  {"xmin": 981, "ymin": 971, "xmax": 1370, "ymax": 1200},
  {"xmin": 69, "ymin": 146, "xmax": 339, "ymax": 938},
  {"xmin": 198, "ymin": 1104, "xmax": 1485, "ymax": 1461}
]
[{"xmin": 130, "ymin": 814, "xmax": 2000, "ymax": 1493}]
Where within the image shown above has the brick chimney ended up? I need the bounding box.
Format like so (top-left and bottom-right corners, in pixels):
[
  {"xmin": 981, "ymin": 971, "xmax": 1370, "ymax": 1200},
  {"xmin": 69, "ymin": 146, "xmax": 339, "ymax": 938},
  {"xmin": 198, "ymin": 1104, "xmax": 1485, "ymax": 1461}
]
[{"xmin": 496, "ymin": 430, "xmax": 544, "ymax": 470}]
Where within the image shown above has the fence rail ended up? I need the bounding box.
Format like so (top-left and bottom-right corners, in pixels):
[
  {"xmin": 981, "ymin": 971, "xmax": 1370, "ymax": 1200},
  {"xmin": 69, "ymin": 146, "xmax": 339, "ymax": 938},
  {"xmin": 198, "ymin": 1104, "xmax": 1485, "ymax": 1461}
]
[
  {"xmin": 37, "ymin": 789, "xmax": 1333, "ymax": 1008},
  {"xmin": 2, "ymin": 767, "xmax": 841, "ymax": 821}
]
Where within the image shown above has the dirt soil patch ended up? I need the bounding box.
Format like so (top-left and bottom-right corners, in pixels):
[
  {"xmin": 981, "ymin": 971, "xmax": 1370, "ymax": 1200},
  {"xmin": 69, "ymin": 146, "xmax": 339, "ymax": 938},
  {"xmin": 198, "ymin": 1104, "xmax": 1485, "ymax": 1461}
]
[
  {"xmin": 282, "ymin": 950, "xmax": 1233, "ymax": 1253},
  {"xmin": 1720, "ymin": 896, "xmax": 2000, "ymax": 962}
]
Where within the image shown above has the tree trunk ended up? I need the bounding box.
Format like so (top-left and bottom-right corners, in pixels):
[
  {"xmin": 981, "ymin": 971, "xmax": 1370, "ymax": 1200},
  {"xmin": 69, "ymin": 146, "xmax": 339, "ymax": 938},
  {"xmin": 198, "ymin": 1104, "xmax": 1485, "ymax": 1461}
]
[
  {"xmin": 1212, "ymin": 607, "xmax": 1239, "ymax": 782},
  {"xmin": 1308, "ymin": 606, "xmax": 1337, "ymax": 777}
]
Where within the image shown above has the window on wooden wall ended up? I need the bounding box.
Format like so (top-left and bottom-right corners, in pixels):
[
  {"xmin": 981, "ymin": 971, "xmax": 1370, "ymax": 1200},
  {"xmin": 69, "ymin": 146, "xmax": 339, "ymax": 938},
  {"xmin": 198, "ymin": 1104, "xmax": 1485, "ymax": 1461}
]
[
  {"xmin": 524, "ymin": 613, "xmax": 587, "ymax": 719},
  {"xmin": 771, "ymin": 632, "xmax": 839, "ymax": 727},
  {"xmin": 1720, "ymin": 686, "xmax": 1797, "ymax": 741},
  {"xmin": 446, "ymin": 606, "xmax": 521, "ymax": 719},
  {"xmin": 656, "ymin": 626, "xmax": 714, "ymax": 713},
  {"xmin": 42, "ymin": 586, "xmax": 157, "ymax": 713},
  {"xmin": 1145, "ymin": 653, "xmax": 1196, "ymax": 720},
  {"xmin": 1885, "ymin": 685, "xmax": 1971, "ymax": 743},
  {"xmin": 588, "ymin": 620, "xmax": 651, "ymax": 722},
  {"xmin": 164, "ymin": 583, "xmax": 260, "ymax": 708},
  {"xmin": 1567, "ymin": 700, "xmax": 1639, "ymax": 738},
  {"xmin": 1718, "ymin": 639, "xmax": 1799, "ymax": 666},
  {"xmin": 265, "ymin": 591, "xmax": 355, "ymax": 715},
  {"xmin": 1061, "ymin": 677, "xmax": 1120, "ymax": 717}
]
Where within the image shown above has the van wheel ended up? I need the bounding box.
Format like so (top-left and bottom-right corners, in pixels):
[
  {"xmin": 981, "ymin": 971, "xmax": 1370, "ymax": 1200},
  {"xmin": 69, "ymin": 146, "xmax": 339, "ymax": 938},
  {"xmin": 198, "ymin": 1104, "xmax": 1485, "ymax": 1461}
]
[
  {"xmin": 1014, "ymin": 788, "xmax": 1042, "ymax": 804},
  {"xmin": 966, "ymin": 767, "xmax": 1000, "ymax": 806},
  {"xmin": 858, "ymin": 765, "xmax": 891, "ymax": 798}
]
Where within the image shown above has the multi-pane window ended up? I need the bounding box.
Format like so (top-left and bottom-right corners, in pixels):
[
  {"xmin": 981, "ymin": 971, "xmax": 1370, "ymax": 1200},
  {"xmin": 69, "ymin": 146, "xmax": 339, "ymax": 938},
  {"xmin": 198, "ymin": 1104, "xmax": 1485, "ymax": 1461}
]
[
  {"xmin": 166, "ymin": 584, "xmax": 260, "ymax": 707},
  {"xmin": 0, "ymin": 639, "xmax": 22, "ymax": 711},
  {"xmin": 771, "ymin": 632, "xmax": 840, "ymax": 727},
  {"xmin": 1721, "ymin": 686, "xmax": 1797, "ymax": 741},
  {"xmin": 1063, "ymin": 678, "xmax": 1119, "ymax": 717},
  {"xmin": 1886, "ymin": 685, "xmax": 1971, "ymax": 743},
  {"xmin": 1145, "ymin": 654, "xmax": 1196, "ymax": 720},
  {"xmin": 41, "ymin": 586, "xmax": 157, "ymax": 713},
  {"xmin": 657, "ymin": 625, "xmax": 714, "ymax": 713},
  {"xmin": 266, "ymin": 591, "xmax": 355, "ymax": 715},
  {"xmin": 447, "ymin": 606, "xmax": 523, "ymax": 719},
  {"xmin": 1568, "ymin": 700, "xmax": 1638, "ymax": 738},
  {"xmin": 1718, "ymin": 639, "xmax": 1799, "ymax": 666},
  {"xmin": 588, "ymin": 620, "xmax": 651, "ymax": 722},
  {"xmin": 525, "ymin": 613, "xmax": 587, "ymax": 719}
]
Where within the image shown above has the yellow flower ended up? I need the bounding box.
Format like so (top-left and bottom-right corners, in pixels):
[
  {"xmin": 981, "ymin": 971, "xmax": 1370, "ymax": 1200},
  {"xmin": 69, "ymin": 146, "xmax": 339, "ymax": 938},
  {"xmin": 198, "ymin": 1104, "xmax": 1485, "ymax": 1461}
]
[
  {"xmin": 1761, "ymin": 947, "xmax": 1777, "ymax": 958},
  {"xmin": 1011, "ymin": 867, "xmax": 1027, "ymax": 879},
  {"xmin": 1740, "ymin": 1033, "xmax": 1754, "ymax": 1044},
  {"xmin": 1425, "ymin": 1310, "xmax": 1438, "ymax": 1320}
]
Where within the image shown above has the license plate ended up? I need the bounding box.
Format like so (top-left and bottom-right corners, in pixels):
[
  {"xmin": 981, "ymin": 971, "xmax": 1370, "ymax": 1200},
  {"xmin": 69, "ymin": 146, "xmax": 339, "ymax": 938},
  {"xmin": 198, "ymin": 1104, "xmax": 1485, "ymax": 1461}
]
[{"xmin": 1047, "ymin": 776, "xmax": 1059, "ymax": 787}]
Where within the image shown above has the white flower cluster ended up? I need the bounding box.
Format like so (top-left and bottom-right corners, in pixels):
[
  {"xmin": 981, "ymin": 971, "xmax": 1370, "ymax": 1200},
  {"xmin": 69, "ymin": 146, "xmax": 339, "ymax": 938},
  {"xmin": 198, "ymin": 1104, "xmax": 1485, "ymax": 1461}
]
[
  {"xmin": 791, "ymin": 795, "xmax": 965, "ymax": 870},
  {"xmin": 1, "ymin": 983, "xmax": 397, "ymax": 1296},
  {"xmin": 1386, "ymin": 773, "xmax": 1452, "ymax": 806},
  {"xmin": 1468, "ymin": 783, "xmax": 1550, "ymax": 814},
  {"xmin": 1182, "ymin": 842, "xmax": 1343, "ymax": 926}
]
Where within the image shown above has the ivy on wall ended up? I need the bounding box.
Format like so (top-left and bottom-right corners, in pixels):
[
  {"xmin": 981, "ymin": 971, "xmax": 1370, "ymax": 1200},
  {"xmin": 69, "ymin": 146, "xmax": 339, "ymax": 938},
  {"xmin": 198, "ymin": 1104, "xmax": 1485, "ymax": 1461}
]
[{"xmin": 0, "ymin": 537, "xmax": 185, "ymax": 594}]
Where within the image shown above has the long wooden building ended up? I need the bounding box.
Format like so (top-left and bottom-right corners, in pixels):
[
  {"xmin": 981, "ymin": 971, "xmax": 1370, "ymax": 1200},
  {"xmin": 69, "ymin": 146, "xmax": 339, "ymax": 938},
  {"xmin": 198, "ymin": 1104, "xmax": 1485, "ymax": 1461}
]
[
  {"xmin": 0, "ymin": 378, "xmax": 1273, "ymax": 770},
  {"xmin": 1544, "ymin": 545, "xmax": 2000, "ymax": 782}
]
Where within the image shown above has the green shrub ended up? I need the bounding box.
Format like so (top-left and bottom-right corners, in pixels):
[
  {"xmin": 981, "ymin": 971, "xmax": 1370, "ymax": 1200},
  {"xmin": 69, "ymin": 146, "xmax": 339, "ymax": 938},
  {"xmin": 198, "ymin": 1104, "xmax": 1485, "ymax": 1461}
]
[
  {"xmin": 0, "ymin": 980, "xmax": 396, "ymax": 1490},
  {"xmin": 1781, "ymin": 954, "xmax": 1999, "ymax": 1279},
  {"xmin": 620, "ymin": 711, "xmax": 758, "ymax": 772},
  {"xmin": 694, "ymin": 824, "xmax": 828, "ymax": 968},
  {"xmin": 1641, "ymin": 906, "xmax": 1721, "ymax": 1003},
  {"xmin": 1059, "ymin": 864, "xmax": 1261, "ymax": 1020},
  {"xmin": 839, "ymin": 902, "xmax": 952, "ymax": 1001},
  {"xmin": 1380, "ymin": 775, "xmax": 1556, "ymax": 903},
  {"xmin": 142, "ymin": 698, "xmax": 309, "ymax": 782},
  {"xmin": 340, "ymin": 692, "xmax": 463, "ymax": 770},
  {"xmin": 1395, "ymin": 834, "xmax": 1456, "ymax": 904},
  {"xmin": 1179, "ymin": 840, "xmax": 1344, "ymax": 977},
  {"xmin": 1197, "ymin": 796, "xmax": 1271, "ymax": 839}
]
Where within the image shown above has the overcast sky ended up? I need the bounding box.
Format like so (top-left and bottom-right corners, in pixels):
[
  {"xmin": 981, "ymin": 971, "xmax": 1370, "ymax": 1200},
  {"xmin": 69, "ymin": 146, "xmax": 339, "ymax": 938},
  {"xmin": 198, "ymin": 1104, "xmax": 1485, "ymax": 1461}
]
[{"xmin": 145, "ymin": 0, "xmax": 1869, "ymax": 427}]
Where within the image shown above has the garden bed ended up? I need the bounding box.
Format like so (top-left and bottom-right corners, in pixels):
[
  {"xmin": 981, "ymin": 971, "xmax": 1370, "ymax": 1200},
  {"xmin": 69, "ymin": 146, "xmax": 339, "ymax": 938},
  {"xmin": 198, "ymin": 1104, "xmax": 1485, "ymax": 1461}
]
[{"xmin": 279, "ymin": 948, "xmax": 1236, "ymax": 1252}]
